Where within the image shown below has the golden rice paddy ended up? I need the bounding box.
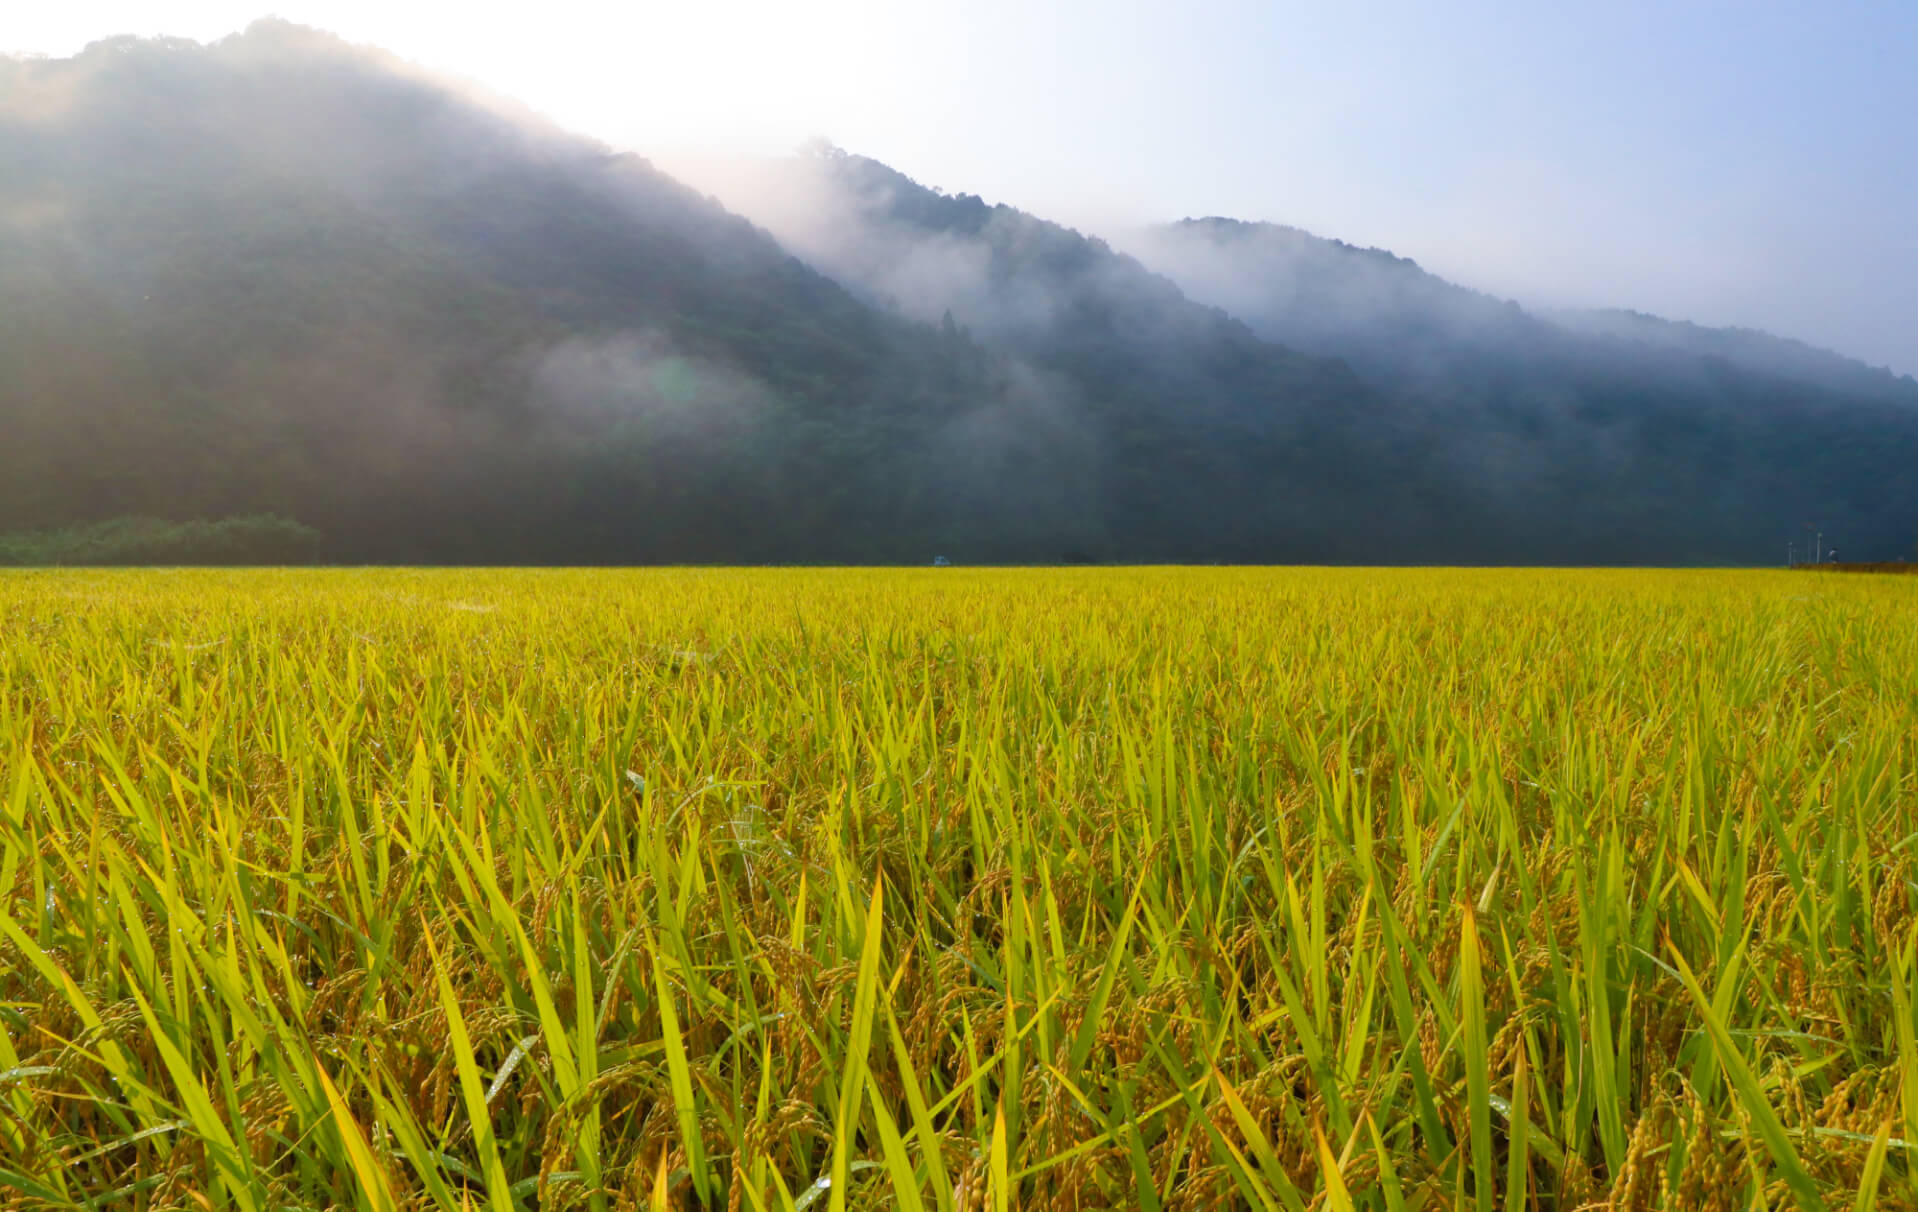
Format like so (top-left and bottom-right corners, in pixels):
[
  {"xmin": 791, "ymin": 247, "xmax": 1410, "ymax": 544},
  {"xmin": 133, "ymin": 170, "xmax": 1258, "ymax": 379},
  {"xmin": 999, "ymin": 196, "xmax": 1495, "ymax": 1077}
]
[{"xmin": 1, "ymin": 567, "xmax": 1914, "ymax": 1210}]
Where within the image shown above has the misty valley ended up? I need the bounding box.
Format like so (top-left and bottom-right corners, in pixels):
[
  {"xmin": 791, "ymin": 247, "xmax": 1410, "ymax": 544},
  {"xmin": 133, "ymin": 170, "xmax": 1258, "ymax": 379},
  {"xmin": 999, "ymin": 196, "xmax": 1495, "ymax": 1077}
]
[
  {"xmin": 3, "ymin": 22, "xmax": 1915, "ymax": 567},
  {"xmin": 7, "ymin": 16, "xmax": 1918, "ymax": 1212}
]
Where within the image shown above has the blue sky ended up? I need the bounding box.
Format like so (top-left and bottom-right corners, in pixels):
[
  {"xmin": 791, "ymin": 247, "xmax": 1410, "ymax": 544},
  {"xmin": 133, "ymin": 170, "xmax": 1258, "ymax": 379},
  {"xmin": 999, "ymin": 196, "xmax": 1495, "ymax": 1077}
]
[{"xmin": 12, "ymin": 0, "xmax": 1916, "ymax": 373}]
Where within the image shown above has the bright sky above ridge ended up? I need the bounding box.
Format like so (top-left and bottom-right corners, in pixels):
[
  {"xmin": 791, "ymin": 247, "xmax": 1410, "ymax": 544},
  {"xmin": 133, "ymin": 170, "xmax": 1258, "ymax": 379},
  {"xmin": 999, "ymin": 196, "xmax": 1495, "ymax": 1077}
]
[{"xmin": 11, "ymin": 0, "xmax": 1915, "ymax": 375}]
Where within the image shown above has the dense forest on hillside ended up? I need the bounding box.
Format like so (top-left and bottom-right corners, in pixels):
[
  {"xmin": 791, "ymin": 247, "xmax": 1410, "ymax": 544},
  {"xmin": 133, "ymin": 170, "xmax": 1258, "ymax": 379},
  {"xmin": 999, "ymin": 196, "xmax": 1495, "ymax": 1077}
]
[
  {"xmin": 0, "ymin": 515, "xmax": 319, "ymax": 565},
  {"xmin": 0, "ymin": 27, "xmax": 1007, "ymax": 562},
  {"xmin": 1117, "ymin": 218, "xmax": 1918, "ymax": 562},
  {"xmin": 3, "ymin": 25, "xmax": 1915, "ymax": 563},
  {"xmin": 696, "ymin": 157, "xmax": 1918, "ymax": 564}
]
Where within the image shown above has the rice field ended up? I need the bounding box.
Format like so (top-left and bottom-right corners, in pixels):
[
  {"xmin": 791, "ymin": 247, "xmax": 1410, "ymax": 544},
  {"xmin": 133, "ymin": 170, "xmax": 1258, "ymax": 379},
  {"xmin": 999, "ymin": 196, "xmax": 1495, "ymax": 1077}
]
[{"xmin": 1, "ymin": 567, "xmax": 1915, "ymax": 1210}]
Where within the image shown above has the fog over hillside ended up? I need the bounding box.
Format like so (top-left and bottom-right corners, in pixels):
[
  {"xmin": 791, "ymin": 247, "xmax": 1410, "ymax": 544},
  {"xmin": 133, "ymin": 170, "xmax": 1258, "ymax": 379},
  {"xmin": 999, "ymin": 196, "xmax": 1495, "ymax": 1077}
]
[
  {"xmin": 676, "ymin": 149, "xmax": 1918, "ymax": 563},
  {"xmin": 4, "ymin": 24, "xmax": 1916, "ymax": 564},
  {"xmin": 1116, "ymin": 219, "xmax": 1918, "ymax": 400}
]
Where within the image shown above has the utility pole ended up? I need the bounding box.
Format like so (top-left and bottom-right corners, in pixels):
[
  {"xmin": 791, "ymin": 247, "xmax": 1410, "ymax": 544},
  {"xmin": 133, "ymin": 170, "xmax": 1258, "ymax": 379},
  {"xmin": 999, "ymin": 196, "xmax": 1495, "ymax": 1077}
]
[
  {"xmin": 1817, "ymin": 531, "xmax": 1824, "ymax": 563},
  {"xmin": 1789, "ymin": 541, "xmax": 1795, "ymax": 568}
]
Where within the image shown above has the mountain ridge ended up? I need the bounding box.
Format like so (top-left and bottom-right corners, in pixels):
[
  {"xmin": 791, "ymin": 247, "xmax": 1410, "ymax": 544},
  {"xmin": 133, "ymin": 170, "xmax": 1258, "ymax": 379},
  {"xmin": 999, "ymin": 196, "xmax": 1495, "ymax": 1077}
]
[
  {"xmin": 1135, "ymin": 215, "xmax": 1918, "ymax": 398},
  {"xmin": 1, "ymin": 23, "xmax": 1027, "ymax": 561},
  {"xmin": 693, "ymin": 152, "xmax": 1918, "ymax": 562},
  {"xmin": 4, "ymin": 24, "xmax": 1915, "ymax": 563}
]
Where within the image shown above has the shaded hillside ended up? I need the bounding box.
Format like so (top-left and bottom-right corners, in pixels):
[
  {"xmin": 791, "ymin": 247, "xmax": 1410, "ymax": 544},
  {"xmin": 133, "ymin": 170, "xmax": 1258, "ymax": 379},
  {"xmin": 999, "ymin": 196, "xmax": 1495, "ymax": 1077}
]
[
  {"xmin": 1122, "ymin": 218, "xmax": 1918, "ymax": 561},
  {"xmin": 0, "ymin": 26, "xmax": 1021, "ymax": 562},
  {"xmin": 1551, "ymin": 308, "xmax": 1917, "ymax": 402},
  {"xmin": 0, "ymin": 27, "xmax": 1471, "ymax": 564},
  {"xmin": 5, "ymin": 28, "xmax": 1914, "ymax": 563},
  {"xmin": 681, "ymin": 148, "xmax": 1458, "ymax": 559},
  {"xmin": 1119, "ymin": 219, "xmax": 1552, "ymax": 383}
]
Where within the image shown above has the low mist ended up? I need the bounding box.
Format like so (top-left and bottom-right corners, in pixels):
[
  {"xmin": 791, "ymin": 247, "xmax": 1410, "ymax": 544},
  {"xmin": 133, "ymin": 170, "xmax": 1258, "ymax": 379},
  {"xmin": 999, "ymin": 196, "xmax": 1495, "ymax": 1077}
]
[{"xmin": 4, "ymin": 23, "xmax": 1917, "ymax": 565}]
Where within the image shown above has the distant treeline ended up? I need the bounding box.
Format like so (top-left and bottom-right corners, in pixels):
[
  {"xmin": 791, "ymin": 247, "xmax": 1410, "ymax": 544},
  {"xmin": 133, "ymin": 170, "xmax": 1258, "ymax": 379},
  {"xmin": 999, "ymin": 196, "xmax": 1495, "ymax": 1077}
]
[
  {"xmin": 1797, "ymin": 562, "xmax": 1918, "ymax": 575},
  {"xmin": 0, "ymin": 516, "xmax": 321, "ymax": 566}
]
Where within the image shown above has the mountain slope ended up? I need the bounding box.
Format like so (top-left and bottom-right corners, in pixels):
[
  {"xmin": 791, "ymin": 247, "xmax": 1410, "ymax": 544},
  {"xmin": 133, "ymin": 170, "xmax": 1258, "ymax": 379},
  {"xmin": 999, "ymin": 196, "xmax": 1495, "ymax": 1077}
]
[
  {"xmin": 1550, "ymin": 307, "xmax": 1917, "ymax": 402},
  {"xmin": 1119, "ymin": 218, "xmax": 1551, "ymax": 383},
  {"xmin": 5, "ymin": 30, "xmax": 1914, "ymax": 563},
  {"xmin": 0, "ymin": 41, "xmax": 1469, "ymax": 564},
  {"xmin": 0, "ymin": 25, "xmax": 1016, "ymax": 561},
  {"xmin": 1120, "ymin": 217, "xmax": 1918, "ymax": 561},
  {"xmin": 676, "ymin": 148, "xmax": 1471, "ymax": 560},
  {"xmin": 0, "ymin": 27, "xmax": 1482, "ymax": 563}
]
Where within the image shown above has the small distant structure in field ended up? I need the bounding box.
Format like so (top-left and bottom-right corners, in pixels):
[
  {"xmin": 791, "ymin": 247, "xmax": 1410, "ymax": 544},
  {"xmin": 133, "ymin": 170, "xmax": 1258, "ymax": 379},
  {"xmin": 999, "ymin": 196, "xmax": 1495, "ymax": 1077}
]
[{"xmin": 932, "ymin": 555, "xmax": 951, "ymax": 567}]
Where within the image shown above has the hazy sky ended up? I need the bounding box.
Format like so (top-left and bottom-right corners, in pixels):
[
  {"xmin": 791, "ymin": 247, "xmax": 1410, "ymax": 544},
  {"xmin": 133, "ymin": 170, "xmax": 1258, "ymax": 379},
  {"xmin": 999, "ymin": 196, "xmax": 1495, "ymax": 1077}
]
[{"xmin": 11, "ymin": 1, "xmax": 1915, "ymax": 374}]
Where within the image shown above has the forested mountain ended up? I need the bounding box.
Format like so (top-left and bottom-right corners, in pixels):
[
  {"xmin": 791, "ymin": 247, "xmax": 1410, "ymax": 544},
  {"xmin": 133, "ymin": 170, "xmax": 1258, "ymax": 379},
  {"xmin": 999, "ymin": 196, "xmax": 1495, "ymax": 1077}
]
[
  {"xmin": 1116, "ymin": 218, "xmax": 1918, "ymax": 561},
  {"xmin": 1550, "ymin": 307, "xmax": 1917, "ymax": 403},
  {"xmin": 0, "ymin": 24, "xmax": 1451, "ymax": 563},
  {"xmin": 3, "ymin": 26, "xmax": 1914, "ymax": 563},
  {"xmin": 1125, "ymin": 218, "xmax": 1918, "ymax": 402},
  {"xmin": 681, "ymin": 148, "xmax": 1462, "ymax": 560},
  {"xmin": 0, "ymin": 25, "xmax": 1004, "ymax": 561}
]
